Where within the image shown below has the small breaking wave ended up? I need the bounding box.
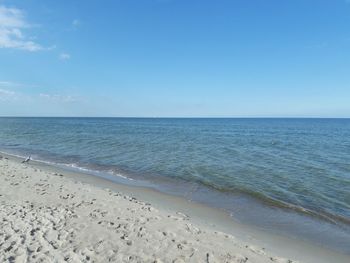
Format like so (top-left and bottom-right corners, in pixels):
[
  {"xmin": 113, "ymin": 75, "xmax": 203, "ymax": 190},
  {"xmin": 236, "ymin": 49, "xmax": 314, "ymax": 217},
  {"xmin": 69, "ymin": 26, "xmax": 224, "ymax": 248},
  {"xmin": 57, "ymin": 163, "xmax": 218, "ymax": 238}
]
[{"xmin": 0, "ymin": 150, "xmax": 134, "ymax": 183}]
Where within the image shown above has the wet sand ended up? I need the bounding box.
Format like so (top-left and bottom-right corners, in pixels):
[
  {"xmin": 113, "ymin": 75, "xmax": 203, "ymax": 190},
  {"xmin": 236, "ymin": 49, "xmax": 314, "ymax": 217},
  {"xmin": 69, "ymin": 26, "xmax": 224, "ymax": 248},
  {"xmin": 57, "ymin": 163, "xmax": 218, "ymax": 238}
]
[{"xmin": 0, "ymin": 154, "xmax": 349, "ymax": 262}]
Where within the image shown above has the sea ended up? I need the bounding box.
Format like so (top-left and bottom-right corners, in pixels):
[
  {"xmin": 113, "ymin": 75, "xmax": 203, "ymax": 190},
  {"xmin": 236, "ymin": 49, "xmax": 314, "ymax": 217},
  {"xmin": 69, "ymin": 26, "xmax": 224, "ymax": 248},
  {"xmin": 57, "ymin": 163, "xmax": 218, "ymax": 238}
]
[{"xmin": 0, "ymin": 117, "xmax": 349, "ymax": 253}]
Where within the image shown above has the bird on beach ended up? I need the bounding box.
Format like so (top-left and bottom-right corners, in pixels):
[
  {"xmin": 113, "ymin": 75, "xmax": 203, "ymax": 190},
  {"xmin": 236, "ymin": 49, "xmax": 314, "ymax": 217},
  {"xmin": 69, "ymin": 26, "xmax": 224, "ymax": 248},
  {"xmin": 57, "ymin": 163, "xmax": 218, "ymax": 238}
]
[{"xmin": 22, "ymin": 155, "xmax": 31, "ymax": 163}]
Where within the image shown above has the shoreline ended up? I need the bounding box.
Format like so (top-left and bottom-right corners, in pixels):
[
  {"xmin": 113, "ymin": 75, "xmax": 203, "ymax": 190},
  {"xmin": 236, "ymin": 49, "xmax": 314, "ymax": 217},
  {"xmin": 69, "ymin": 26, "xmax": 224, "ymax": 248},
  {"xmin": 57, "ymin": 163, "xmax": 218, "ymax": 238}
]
[
  {"xmin": 1, "ymin": 149, "xmax": 350, "ymax": 256},
  {"xmin": 1, "ymin": 149, "xmax": 348, "ymax": 225},
  {"xmin": 0, "ymin": 153, "xmax": 349, "ymax": 262}
]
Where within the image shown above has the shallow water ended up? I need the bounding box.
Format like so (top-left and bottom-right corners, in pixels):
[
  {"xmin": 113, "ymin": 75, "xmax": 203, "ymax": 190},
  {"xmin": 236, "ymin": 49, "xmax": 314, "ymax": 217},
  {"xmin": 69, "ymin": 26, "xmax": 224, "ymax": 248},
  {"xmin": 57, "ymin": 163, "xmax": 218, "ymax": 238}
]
[{"xmin": 0, "ymin": 117, "xmax": 350, "ymax": 252}]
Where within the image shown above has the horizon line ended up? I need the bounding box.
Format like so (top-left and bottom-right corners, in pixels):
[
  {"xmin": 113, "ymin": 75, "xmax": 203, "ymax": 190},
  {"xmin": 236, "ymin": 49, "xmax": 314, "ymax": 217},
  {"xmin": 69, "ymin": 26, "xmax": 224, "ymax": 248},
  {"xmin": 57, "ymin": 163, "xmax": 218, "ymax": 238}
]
[{"xmin": 0, "ymin": 116, "xmax": 350, "ymax": 119}]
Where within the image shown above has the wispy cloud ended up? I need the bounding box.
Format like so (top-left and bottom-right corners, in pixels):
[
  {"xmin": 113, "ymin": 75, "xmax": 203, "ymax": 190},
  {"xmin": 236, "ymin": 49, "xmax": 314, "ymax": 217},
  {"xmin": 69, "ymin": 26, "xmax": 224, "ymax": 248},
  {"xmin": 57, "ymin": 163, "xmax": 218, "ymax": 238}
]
[
  {"xmin": 0, "ymin": 81, "xmax": 35, "ymax": 101},
  {"xmin": 0, "ymin": 80, "xmax": 39, "ymax": 88},
  {"xmin": 0, "ymin": 88, "xmax": 15, "ymax": 96},
  {"xmin": 0, "ymin": 88, "xmax": 18, "ymax": 101},
  {"xmin": 0, "ymin": 80, "xmax": 84, "ymax": 104},
  {"xmin": 0, "ymin": 81, "xmax": 17, "ymax": 87},
  {"xmin": 39, "ymin": 93, "xmax": 82, "ymax": 103},
  {"xmin": 59, "ymin": 52, "xmax": 70, "ymax": 60},
  {"xmin": 0, "ymin": 5, "xmax": 43, "ymax": 51}
]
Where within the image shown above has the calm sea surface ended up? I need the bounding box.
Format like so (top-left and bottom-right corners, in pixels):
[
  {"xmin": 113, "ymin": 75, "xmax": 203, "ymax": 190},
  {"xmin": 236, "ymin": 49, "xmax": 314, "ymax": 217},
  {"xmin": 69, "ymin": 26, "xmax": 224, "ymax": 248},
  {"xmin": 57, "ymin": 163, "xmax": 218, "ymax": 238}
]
[{"xmin": 0, "ymin": 117, "xmax": 349, "ymax": 251}]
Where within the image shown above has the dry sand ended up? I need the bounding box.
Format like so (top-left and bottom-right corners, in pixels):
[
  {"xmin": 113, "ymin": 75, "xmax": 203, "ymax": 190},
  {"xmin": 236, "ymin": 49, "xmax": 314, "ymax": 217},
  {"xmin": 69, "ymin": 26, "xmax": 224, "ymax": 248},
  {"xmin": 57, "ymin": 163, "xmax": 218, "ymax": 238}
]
[{"xmin": 0, "ymin": 155, "xmax": 327, "ymax": 262}]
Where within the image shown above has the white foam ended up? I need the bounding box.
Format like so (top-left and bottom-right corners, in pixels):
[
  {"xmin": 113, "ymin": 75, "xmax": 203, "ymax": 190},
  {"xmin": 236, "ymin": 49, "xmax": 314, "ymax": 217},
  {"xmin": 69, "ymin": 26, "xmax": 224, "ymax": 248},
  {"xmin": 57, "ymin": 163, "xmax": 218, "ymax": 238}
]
[{"xmin": 0, "ymin": 150, "xmax": 134, "ymax": 182}]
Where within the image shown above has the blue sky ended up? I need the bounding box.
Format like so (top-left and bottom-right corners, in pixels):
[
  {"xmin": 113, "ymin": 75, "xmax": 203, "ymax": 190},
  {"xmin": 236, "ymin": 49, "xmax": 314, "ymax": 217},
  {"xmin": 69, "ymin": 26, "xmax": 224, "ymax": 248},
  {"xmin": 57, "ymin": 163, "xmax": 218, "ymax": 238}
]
[{"xmin": 0, "ymin": 0, "xmax": 350, "ymax": 117}]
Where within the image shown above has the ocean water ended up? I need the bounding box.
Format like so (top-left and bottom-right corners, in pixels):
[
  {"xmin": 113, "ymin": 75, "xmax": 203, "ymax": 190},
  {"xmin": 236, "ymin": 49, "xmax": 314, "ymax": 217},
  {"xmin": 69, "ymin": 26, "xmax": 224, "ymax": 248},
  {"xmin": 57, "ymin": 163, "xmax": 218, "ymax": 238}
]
[{"xmin": 0, "ymin": 117, "xmax": 350, "ymax": 251}]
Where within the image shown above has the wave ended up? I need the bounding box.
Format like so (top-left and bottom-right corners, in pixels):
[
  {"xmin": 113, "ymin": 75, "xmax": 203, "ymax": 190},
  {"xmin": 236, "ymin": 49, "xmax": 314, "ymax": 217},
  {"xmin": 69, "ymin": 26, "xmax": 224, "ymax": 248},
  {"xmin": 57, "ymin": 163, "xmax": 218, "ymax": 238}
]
[
  {"xmin": 1, "ymin": 148, "xmax": 349, "ymax": 228},
  {"xmin": 188, "ymin": 178, "xmax": 350, "ymax": 227},
  {"xmin": 0, "ymin": 150, "xmax": 134, "ymax": 183}
]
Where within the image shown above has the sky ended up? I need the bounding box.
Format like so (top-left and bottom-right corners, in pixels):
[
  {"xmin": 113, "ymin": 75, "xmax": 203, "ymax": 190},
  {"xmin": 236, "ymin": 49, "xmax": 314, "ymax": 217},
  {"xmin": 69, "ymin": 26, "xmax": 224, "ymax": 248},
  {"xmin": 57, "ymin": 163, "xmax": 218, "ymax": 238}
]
[{"xmin": 0, "ymin": 0, "xmax": 350, "ymax": 117}]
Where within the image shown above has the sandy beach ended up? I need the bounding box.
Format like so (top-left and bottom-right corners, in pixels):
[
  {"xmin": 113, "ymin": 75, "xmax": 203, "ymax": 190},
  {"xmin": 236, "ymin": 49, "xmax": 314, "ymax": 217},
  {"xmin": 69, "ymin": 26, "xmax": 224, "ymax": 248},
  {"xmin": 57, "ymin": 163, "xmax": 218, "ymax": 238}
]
[{"xmin": 0, "ymin": 154, "xmax": 349, "ymax": 263}]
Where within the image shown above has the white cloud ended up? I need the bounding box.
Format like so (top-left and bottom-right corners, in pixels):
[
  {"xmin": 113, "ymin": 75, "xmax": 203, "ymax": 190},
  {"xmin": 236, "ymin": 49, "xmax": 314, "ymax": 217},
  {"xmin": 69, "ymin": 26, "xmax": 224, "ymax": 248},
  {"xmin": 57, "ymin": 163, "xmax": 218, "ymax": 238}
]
[
  {"xmin": 0, "ymin": 81, "xmax": 17, "ymax": 87},
  {"xmin": 0, "ymin": 81, "xmax": 83, "ymax": 104},
  {"xmin": 0, "ymin": 88, "xmax": 15, "ymax": 96},
  {"xmin": 0, "ymin": 5, "xmax": 43, "ymax": 51},
  {"xmin": 0, "ymin": 80, "xmax": 39, "ymax": 88},
  {"xmin": 0, "ymin": 81, "xmax": 32, "ymax": 101},
  {"xmin": 39, "ymin": 93, "xmax": 81, "ymax": 103},
  {"xmin": 0, "ymin": 88, "xmax": 18, "ymax": 101},
  {"xmin": 59, "ymin": 52, "xmax": 70, "ymax": 60}
]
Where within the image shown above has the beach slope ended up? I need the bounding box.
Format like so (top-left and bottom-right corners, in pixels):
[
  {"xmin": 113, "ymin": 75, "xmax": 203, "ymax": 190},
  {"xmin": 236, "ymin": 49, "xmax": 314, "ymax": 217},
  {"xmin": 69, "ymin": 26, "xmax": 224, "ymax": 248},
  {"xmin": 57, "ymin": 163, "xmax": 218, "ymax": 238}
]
[{"xmin": 0, "ymin": 156, "xmax": 296, "ymax": 263}]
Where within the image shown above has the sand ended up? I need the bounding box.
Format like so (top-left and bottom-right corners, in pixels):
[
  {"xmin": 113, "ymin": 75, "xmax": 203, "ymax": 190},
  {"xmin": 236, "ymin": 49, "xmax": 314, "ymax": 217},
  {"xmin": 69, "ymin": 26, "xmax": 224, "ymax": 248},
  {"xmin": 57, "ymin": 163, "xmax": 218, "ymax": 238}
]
[{"xmin": 0, "ymin": 155, "xmax": 312, "ymax": 262}]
